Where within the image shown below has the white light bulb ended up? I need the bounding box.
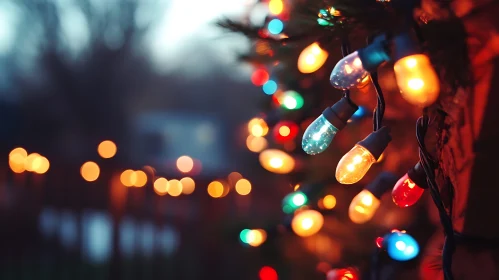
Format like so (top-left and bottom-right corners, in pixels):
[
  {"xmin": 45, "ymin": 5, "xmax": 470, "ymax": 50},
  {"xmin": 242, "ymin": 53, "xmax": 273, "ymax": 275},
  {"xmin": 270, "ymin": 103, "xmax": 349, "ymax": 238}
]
[{"xmin": 330, "ymin": 51, "xmax": 369, "ymax": 90}]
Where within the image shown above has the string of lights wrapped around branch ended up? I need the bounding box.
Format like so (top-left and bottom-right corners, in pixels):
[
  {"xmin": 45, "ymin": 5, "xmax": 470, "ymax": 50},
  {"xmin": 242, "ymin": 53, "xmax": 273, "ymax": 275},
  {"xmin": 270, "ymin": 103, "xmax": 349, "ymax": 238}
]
[{"xmin": 219, "ymin": 0, "xmax": 473, "ymax": 279}]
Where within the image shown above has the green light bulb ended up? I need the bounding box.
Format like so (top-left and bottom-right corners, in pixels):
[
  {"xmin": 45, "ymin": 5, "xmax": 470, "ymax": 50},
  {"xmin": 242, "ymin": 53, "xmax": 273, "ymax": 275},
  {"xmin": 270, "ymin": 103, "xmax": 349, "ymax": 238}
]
[
  {"xmin": 239, "ymin": 229, "xmax": 251, "ymax": 243},
  {"xmin": 282, "ymin": 191, "xmax": 308, "ymax": 213},
  {"xmin": 282, "ymin": 90, "xmax": 304, "ymax": 110},
  {"xmin": 302, "ymin": 115, "xmax": 339, "ymax": 155}
]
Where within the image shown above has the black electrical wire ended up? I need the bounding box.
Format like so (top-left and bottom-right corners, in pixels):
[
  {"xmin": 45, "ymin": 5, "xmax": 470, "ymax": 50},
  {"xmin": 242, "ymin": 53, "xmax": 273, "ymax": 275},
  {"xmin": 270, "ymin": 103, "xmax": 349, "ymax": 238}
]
[
  {"xmin": 370, "ymin": 71, "xmax": 385, "ymax": 131},
  {"xmin": 416, "ymin": 113, "xmax": 455, "ymax": 280},
  {"xmin": 341, "ymin": 37, "xmax": 352, "ymax": 102}
]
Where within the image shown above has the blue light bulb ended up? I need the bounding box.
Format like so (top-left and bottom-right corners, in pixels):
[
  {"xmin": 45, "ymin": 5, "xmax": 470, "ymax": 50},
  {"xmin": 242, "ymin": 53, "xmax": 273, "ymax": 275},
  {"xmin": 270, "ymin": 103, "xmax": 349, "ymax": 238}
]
[
  {"xmin": 385, "ymin": 232, "xmax": 419, "ymax": 261},
  {"xmin": 263, "ymin": 80, "xmax": 278, "ymax": 95},
  {"xmin": 301, "ymin": 115, "xmax": 338, "ymax": 155},
  {"xmin": 268, "ymin": 19, "xmax": 283, "ymax": 35}
]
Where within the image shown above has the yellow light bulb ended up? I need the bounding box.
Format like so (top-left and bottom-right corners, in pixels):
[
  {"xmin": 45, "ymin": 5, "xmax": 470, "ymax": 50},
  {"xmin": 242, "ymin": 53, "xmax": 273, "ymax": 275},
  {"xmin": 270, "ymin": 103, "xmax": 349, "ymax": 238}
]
[
  {"xmin": 291, "ymin": 210, "xmax": 324, "ymax": 237},
  {"xmin": 348, "ymin": 189, "xmax": 380, "ymax": 224},
  {"xmin": 336, "ymin": 144, "xmax": 376, "ymax": 184},
  {"xmin": 297, "ymin": 42, "xmax": 329, "ymax": 74},
  {"xmin": 393, "ymin": 54, "xmax": 440, "ymax": 107},
  {"xmin": 259, "ymin": 149, "xmax": 295, "ymax": 174}
]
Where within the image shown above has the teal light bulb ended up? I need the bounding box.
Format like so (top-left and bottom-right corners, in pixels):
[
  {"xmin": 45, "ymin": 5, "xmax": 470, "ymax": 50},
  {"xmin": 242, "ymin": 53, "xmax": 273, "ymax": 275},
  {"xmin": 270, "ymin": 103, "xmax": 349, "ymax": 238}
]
[{"xmin": 302, "ymin": 115, "xmax": 339, "ymax": 155}]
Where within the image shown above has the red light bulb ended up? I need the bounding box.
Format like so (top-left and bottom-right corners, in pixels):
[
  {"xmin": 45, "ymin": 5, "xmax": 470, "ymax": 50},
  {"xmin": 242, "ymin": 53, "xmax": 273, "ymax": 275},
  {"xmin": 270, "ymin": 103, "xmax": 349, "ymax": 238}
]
[
  {"xmin": 327, "ymin": 268, "xmax": 359, "ymax": 280},
  {"xmin": 273, "ymin": 121, "xmax": 299, "ymax": 143},
  {"xmin": 251, "ymin": 69, "xmax": 270, "ymax": 86},
  {"xmin": 392, "ymin": 163, "xmax": 428, "ymax": 207}
]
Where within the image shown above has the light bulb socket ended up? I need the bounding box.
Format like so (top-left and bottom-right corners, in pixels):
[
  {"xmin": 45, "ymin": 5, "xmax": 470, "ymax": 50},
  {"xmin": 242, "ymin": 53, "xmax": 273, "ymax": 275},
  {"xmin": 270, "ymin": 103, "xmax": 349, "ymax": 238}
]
[
  {"xmin": 366, "ymin": 172, "xmax": 398, "ymax": 199},
  {"xmin": 322, "ymin": 97, "xmax": 358, "ymax": 130},
  {"xmin": 358, "ymin": 34, "xmax": 390, "ymax": 72},
  {"xmin": 357, "ymin": 126, "xmax": 392, "ymax": 160},
  {"xmin": 407, "ymin": 162, "xmax": 429, "ymax": 189},
  {"xmin": 392, "ymin": 32, "xmax": 420, "ymax": 61}
]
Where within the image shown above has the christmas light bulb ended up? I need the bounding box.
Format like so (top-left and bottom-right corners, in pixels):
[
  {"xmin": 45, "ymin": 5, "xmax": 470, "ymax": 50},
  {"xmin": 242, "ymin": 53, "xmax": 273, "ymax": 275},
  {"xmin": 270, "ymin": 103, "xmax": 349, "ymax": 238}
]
[
  {"xmin": 336, "ymin": 127, "xmax": 391, "ymax": 184},
  {"xmin": 392, "ymin": 32, "xmax": 440, "ymax": 107},
  {"xmin": 330, "ymin": 51, "xmax": 368, "ymax": 89},
  {"xmin": 291, "ymin": 209, "xmax": 324, "ymax": 237},
  {"xmin": 392, "ymin": 163, "xmax": 428, "ymax": 207},
  {"xmin": 282, "ymin": 191, "xmax": 308, "ymax": 213},
  {"xmin": 348, "ymin": 172, "xmax": 397, "ymax": 224},
  {"xmin": 302, "ymin": 97, "xmax": 358, "ymax": 155},
  {"xmin": 259, "ymin": 149, "xmax": 295, "ymax": 174},
  {"xmin": 327, "ymin": 268, "xmax": 359, "ymax": 280},
  {"xmin": 349, "ymin": 190, "xmax": 380, "ymax": 224},
  {"xmin": 393, "ymin": 54, "xmax": 440, "ymax": 107},
  {"xmin": 297, "ymin": 42, "xmax": 329, "ymax": 74},
  {"xmin": 330, "ymin": 35, "xmax": 389, "ymax": 89},
  {"xmin": 383, "ymin": 231, "xmax": 420, "ymax": 261}
]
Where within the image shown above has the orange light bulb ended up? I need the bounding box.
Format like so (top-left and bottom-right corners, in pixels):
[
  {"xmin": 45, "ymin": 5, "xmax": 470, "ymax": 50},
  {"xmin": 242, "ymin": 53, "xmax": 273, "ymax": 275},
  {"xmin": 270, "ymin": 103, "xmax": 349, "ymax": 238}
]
[
  {"xmin": 297, "ymin": 42, "xmax": 329, "ymax": 74},
  {"xmin": 291, "ymin": 210, "xmax": 324, "ymax": 237},
  {"xmin": 394, "ymin": 54, "xmax": 440, "ymax": 107},
  {"xmin": 348, "ymin": 190, "xmax": 380, "ymax": 224},
  {"xmin": 336, "ymin": 144, "xmax": 376, "ymax": 184}
]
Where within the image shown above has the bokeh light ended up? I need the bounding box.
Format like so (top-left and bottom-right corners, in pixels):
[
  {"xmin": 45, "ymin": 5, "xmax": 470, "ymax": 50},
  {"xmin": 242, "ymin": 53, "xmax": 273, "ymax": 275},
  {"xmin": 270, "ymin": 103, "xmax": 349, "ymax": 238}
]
[
  {"xmin": 228, "ymin": 171, "xmax": 243, "ymax": 186},
  {"xmin": 268, "ymin": 0, "xmax": 283, "ymax": 15},
  {"xmin": 251, "ymin": 69, "xmax": 269, "ymax": 86},
  {"xmin": 9, "ymin": 147, "xmax": 28, "ymax": 173},
  {"xmin": 80, "ymin": 161, "xmax": 100, "ymax": 182},
  {"xmin": 323, "ymin": 195, "xmax": 337, "ymax": 210},
  {"xmin": 262, "ymin": 80, "xmax": 278, "ymax": 95},
  {"xmin": 259, "ymin": 149, "xmax": 295, "ymax": 174},
  {"xmin": 207, "ymin": 181, "xmax": 224, "ymax": 198},
  {"xmin": 134, "ymin": 170, "xmax": 148, "ymax": 187},
  {"xmin": 154, "ymin": 177, "xmax": 169, "ymax": 196},
  {"xmin": 26, "ymin": 153, "xmax": 43, "ymax": 172},
  {"xmin": 248, "ymin": 118, "xmax": 269, "ymax": 137},
  {"xmin": 34, "ymin": 156, "xmax": 50, "ymax": 174},
  {"xmin": 176, "ymin": 155, "xmax": 194, "ymax": 173},
  {"xmin": 259, "ymin": 266, "xmax": 278, "ymax": 280},
  {"xmin": 291, "ymin": 209, "xmax": 324, "ymax": 237},
  {"xmin": 120, "ymin": 169, "xmax": 135, "ymax": 187},
  {"xmin": 180, "ymin": 177, "xmax": 195, "ymax": 194},
  {"xmin": 168, "ymin": 179, "xmax": 182, "ymax": 196},
  {"xmin": 97, "ymin": 140, "xmax": 117, "ymax": 159},
  {"xmin": 297, "ymin": 42, "xmax": 329, "ymax": 73},
  {"xmin": 246, "ymin": 135, "xmax": 268, "ymax": 153},
  {"xmin": 235, "ymin": 179, "xmax": 252, "ymax": 195},
  {"xmin": 240, "ymin": 229, "xmax": 267, "ymax": 247},
  {"xmin": 267, "ymin": 19, "xmax": 283, "ymax": 35}
]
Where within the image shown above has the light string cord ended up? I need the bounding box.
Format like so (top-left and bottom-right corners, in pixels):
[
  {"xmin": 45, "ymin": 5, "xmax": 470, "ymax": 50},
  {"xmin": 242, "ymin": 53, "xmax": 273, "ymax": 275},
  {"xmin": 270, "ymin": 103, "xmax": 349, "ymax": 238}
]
[
  {"xmin": 416, "ymin": 112, "xmax": 455, "ymax": 280},
  {"xmin": 366, "ymin": 36, "xmax": 385, "ymax": 132},
  {"xmin": 340, "ymin": 36, "xmax": 352, "ymax": 103}
]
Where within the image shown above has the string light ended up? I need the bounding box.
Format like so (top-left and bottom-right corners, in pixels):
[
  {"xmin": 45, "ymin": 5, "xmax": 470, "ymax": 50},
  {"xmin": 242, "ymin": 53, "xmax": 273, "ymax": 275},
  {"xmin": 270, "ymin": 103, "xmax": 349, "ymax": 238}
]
[
  {"xmin": 297, "ymin": 42, "xmax": 329, "ymax": 74},
  {"xmin": 248, "ymin": 118, "xmax": 269, "ymax": 137},
  {"xmin": 168, "ymin": 179, "xmax": 182, "ymax": 196},
  {"xmin": 330, "ymin": 35, "xmax": 389, "ymax": 89},
  {"xmin": 381, "ymin": 230, "xmax": 420, "ymax": 261},
  {"xmin": 268, "ymin": 0, "xmax": 283, "ymax": 15},
  {"xmin": 282, "ymin": 191, "xmax": 308, "ymax": 213},
  {"xmin": 327, "ymin": 268, "xmax": 359, "ymax": 280},
  {"xmin": 291, "ymin": 209, "xmax": 324, "ymax": 237},
  {"xmin": 348, "ymin": 172, "xmax": 397, "ymax": 224},
  {"xmin": 259, "ymin": 266, "xmax": 278, "ymax": 280},
  {"xmin": 280, "ymin": 90, "xmax": 304, "ymax": 110},
  {"xmin": 273, "ymin": 121, "xmax": 299, "ymax": 143},
  {"xmin": 259, "ymin": 149, "xmax": 295, "ymax": 174},
  {"xmin": 267, "ymin": 19, "xmax": 284, "ymax": 35},
  {"xmin": 262, "ymin": 80, "xmax": 278, "ymax": 95},
  {"xmin": 240, "ymin": 229, "xmax": 267, "ymax": 247},
  {"xmin": 392, "ymin": 33, "xmax": 440, "ymax": 107},
  {"xmin": 251, "ymin": 69, "xmax": 269, "ymax": 86},
  {"xmin": 392, "ymin": 162, "xmax": 428, "ymax": 207},
  {"xmin": 302, "ymin": 97, "xmax": 358, "ymax": 155},
  {"xmin": 336, "ymin": 127, "xmax": 391, "ymax": 184},
  {"xmin": 322, "ymin": 195, "xmax": 337, "ymax": 209}
]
